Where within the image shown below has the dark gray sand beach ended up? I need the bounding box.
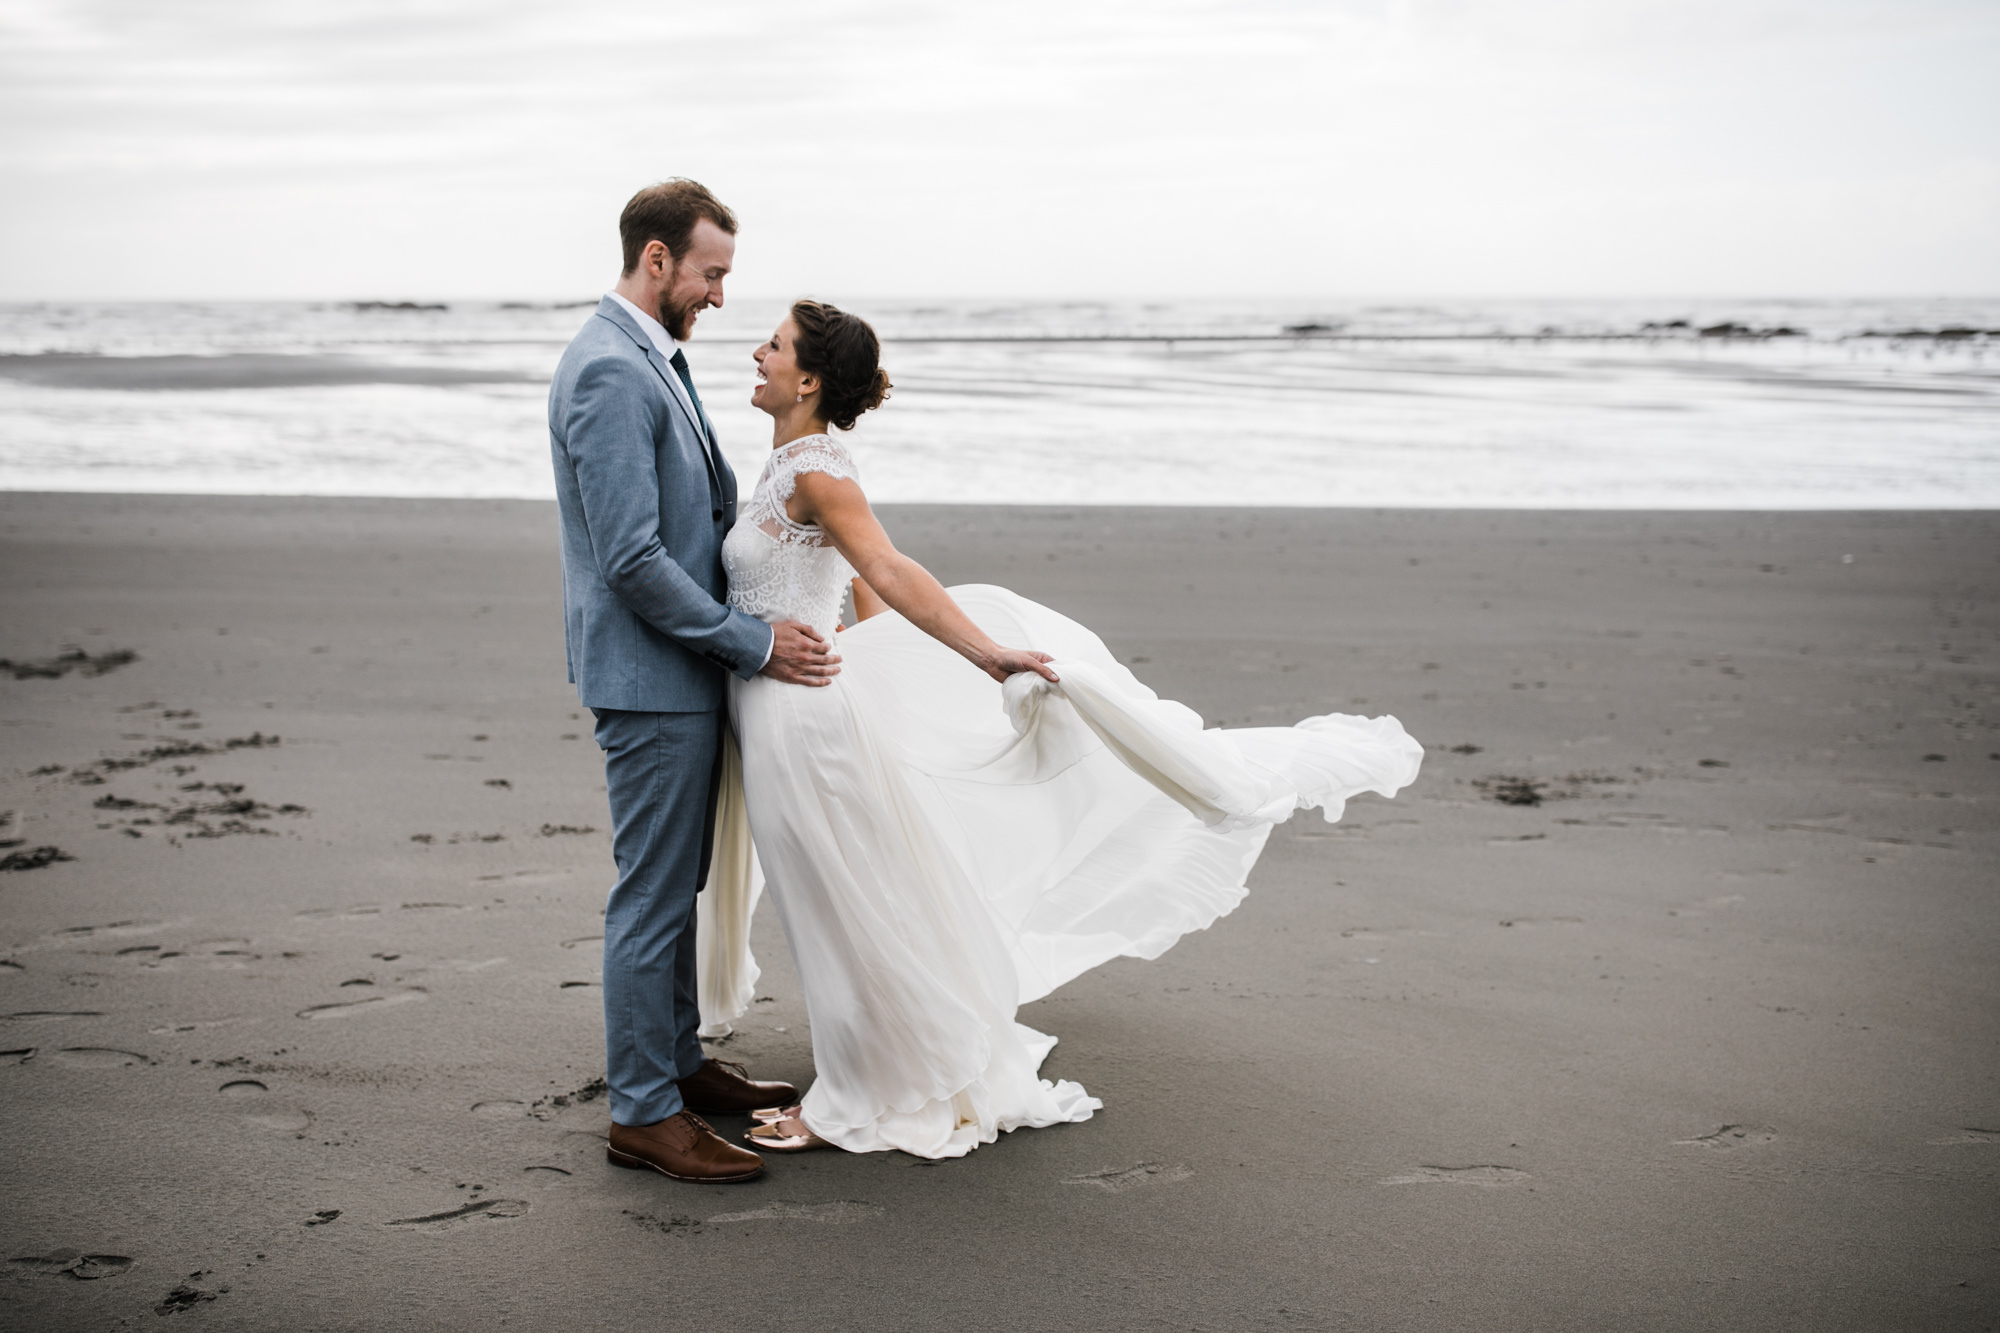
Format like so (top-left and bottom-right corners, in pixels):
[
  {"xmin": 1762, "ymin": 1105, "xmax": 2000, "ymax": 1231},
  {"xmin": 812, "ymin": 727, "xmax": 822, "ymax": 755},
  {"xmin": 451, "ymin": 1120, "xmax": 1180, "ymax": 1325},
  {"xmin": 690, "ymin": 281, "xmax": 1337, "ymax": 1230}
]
[{"xmin": 0, "ymin": 493, "xmax": 1994, "ymax": 1331}]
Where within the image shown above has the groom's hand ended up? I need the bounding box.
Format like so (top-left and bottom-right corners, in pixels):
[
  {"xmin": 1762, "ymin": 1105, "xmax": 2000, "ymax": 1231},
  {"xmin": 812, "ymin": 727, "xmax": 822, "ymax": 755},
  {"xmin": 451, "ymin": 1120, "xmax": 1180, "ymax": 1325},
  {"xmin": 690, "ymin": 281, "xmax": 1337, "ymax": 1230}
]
[{"xmin": 761, "ymin": 620, "xmax": 841, "ymax": 687}]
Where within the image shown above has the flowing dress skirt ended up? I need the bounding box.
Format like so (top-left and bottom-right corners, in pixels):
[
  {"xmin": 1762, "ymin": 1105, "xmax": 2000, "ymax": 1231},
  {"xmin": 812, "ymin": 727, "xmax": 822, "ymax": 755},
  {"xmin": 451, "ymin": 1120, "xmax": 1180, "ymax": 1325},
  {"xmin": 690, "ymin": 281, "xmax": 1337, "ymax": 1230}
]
[{"xmin": 714, "ymin": 585, "xmax": 1423, "ymax": 1158}]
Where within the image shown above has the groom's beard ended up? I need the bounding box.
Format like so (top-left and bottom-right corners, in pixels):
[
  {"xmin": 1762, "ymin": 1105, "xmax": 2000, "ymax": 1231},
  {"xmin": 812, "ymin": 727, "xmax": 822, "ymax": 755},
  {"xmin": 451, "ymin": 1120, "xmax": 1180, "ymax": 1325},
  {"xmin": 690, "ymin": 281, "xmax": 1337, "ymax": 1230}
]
[{"xmin": 659, "ymin": 291, "xmax": 700, "ymax": 342}]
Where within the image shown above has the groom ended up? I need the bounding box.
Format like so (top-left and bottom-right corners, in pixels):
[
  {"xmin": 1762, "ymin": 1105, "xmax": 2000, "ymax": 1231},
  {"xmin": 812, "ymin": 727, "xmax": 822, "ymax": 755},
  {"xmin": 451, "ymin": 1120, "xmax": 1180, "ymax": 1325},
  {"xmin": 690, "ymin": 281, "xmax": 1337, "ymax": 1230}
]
[{"xmin": 549, "ymin": 179, "xmax": 839, "ymax": 1184}]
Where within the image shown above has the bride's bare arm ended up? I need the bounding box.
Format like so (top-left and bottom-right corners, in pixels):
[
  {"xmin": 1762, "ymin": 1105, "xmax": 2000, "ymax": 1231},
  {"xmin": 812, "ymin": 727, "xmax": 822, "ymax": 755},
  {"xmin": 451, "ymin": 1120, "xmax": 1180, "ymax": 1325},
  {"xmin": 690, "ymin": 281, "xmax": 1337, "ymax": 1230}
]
[
  {"xmin": 792, "ymin": 470, "xmax": 1057, "ymax": 685},
  {"xmin": 850, "ymin": 577, "xmax": 890, "ymax": 623}
]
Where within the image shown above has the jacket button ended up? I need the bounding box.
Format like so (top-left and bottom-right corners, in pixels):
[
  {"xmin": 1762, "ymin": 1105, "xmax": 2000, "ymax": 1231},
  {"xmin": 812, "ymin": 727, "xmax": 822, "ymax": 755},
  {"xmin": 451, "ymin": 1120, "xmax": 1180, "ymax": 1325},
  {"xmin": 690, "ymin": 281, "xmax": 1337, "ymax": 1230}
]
[{"xmin": 712, "ymin": 509, "xmax": 723, "ymax": 521}]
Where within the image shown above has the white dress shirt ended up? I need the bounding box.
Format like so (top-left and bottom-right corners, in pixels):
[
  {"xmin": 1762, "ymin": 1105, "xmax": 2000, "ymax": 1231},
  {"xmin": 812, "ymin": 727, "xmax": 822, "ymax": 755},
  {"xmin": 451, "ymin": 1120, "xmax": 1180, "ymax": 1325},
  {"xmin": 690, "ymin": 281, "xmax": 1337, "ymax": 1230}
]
[{"xmin": 605, "ymin": 291, "xmax": 774, "ymax": 673}]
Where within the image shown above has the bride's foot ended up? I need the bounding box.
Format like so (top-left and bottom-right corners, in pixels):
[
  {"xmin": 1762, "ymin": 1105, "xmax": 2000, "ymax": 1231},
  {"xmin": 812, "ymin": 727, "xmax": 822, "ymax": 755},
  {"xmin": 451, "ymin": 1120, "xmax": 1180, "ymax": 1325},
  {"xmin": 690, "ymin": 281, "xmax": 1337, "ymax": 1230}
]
[
  {"xmin": 744, "ymin": 1115, "xmax": 834, "ymax": 1152},
  {"xmin": 749, "ymin": 1104, "xmax": 802, "ymax": 1124}
]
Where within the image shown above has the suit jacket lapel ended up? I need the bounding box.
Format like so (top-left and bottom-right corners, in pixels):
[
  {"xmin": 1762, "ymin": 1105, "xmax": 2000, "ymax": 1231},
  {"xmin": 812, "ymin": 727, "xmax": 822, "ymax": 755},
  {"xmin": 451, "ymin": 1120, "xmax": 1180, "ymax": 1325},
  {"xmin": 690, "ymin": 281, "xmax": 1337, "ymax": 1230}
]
[{"xmin": 594, "ymin": 302, "xmax": 723, "ymax": 500}]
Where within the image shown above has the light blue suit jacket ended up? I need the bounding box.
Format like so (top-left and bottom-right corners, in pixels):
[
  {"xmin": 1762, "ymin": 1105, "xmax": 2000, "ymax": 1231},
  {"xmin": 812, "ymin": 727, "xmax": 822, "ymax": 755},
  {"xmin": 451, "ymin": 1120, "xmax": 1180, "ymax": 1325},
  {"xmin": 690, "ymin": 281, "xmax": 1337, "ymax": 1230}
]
[{"xmin": 549, "ymin": 297, "xmax": 772, "ymax": 712}]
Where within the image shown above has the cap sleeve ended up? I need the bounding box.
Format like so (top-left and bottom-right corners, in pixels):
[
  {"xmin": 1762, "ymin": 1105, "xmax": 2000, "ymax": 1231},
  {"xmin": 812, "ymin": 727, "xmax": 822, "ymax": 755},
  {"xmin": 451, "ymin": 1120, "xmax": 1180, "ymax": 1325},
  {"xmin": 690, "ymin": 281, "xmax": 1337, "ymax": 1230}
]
[{"xmin": 770, "ymin": 437, "xmax": 860, "ymax": 504}]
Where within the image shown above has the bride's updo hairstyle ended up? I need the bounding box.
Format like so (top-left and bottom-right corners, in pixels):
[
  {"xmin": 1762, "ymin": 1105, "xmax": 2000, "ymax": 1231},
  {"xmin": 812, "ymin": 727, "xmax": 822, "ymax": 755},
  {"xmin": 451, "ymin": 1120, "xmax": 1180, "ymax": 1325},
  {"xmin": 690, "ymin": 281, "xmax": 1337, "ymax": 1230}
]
[{"xmin": 791, "ymin": 300, "xmax": 891, "ymax": 432}]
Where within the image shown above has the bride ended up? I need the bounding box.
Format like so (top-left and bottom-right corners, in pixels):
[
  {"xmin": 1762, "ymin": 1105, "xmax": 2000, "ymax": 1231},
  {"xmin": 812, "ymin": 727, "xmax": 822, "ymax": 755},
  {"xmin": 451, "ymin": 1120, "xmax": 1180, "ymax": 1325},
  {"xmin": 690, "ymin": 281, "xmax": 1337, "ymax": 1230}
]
[{"xmin": 707, "ymin": 300, "xmax": 1423, "ymax": 1159}]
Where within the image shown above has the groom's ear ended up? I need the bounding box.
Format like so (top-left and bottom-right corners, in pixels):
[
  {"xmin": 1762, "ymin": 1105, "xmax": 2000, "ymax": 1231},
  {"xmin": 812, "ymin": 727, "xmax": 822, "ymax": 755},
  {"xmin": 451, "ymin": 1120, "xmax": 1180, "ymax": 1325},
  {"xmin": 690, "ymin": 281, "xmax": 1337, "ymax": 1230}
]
[{"xmin": 642, "ymin": 239, "xmax": 671, "ymax": 276}]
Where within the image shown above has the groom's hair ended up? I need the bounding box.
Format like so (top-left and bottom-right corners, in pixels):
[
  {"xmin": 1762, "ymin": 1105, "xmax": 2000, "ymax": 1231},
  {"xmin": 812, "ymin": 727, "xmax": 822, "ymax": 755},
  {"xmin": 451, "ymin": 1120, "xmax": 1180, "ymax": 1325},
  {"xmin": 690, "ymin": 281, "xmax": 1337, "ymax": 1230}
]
[{"xmin": 620, "ymin": 179, "xmax": 738, "ymax": 275}]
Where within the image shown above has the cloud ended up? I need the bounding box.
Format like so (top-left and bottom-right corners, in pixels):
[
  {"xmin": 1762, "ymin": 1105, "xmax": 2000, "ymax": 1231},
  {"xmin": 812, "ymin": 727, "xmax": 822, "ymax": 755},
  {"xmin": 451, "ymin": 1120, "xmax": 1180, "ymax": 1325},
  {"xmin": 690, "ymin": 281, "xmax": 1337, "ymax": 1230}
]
[{"xmin": 1, "ymin": 0, "xmax": 1996, "ymax": 297}]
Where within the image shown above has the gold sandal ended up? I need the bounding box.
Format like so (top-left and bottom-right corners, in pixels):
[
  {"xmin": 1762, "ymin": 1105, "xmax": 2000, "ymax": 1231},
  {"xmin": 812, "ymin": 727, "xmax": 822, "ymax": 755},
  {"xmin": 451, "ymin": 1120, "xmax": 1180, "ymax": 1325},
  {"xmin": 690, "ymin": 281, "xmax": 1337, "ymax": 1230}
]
[
  {"xmin": 745, "ymin": 1115, "xmax": 834, "ymax": 1153},
  {"xmin": 749, "ymin": 1104, "xmax": 802, "ymax": 1125}
]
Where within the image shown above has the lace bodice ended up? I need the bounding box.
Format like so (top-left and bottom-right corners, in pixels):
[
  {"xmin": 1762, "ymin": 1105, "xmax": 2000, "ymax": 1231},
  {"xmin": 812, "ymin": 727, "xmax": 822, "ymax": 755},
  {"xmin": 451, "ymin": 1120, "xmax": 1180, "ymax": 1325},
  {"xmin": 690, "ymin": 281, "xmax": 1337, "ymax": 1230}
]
[{"xmin": 723, "ymin": 435, "xmax": 860, "ymax": 639}]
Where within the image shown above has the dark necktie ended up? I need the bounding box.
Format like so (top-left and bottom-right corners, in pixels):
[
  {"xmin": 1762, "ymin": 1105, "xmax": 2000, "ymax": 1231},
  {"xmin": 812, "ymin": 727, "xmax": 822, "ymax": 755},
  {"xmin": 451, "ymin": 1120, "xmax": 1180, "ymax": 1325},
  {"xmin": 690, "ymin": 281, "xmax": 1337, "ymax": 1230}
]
[{"xmin": 668, "ymin": 349, "xmax": 715, "ymax": 447}]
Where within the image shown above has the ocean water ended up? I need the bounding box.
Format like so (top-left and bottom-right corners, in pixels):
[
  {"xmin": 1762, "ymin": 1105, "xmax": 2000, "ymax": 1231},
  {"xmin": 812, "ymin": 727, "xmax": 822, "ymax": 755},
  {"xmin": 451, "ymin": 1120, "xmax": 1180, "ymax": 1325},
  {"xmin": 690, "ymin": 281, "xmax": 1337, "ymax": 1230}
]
[{"xmin": 0, "ymin": 297, "xmax": 1995, "ymax": 507}]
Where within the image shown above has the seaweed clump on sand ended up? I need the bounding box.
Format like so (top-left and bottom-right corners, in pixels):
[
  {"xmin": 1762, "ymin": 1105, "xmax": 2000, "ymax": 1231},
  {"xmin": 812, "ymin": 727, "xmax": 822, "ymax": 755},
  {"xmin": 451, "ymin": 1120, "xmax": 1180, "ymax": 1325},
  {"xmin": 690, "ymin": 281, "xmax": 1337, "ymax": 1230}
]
[
  {"xmin": 0, "ymin": 647, "xmax": 138, "ymax": 680},
  {"xmin": 1476, "ymin": 775, "xmax": 1547, "ymax": 806},
  {"xmin": 68, "ymin": 733, "xmax": 280, "ymax": 785},
  {"xmin": 1474, "ymin": 772, "xmax": 1622, "ymax": 808},
  {"xmin": 0, "ymin": 846, "xmax": 75, "ymax": 872},
  {"xmin": 88, "ymin": 781, "xmax": 307, "ymax": 840}
]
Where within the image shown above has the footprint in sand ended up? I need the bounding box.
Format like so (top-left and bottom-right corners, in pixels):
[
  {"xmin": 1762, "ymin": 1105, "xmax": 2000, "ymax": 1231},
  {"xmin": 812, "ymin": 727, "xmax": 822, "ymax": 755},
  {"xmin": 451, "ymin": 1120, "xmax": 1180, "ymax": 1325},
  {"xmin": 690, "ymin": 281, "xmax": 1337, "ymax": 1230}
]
[
  {"xmin": 625, "ymin": 1209, "xmax": 703, "ymax": 1235},
  {"xmin": 385, "ymin": 1198, "xmax": 530, "ymax": 1231},
  {"xmin": 190, "ymin": 938, "xmax": 253, "ymax": 954},
  {"xmin": 1674, "ymin": 1124, "xmax": 1778, "ymax": 1150},
  {"xmin": 1929, "ymin": 1127, "xmax": 2000, "ymax": 1146},
  {"xmin": 297, "ymin": 988, "xmax": 427, "ymax": 1019},
  {"xmin": 706, "ymin": 1201, "xmax": 883, "ymax": 1225},
  {"xmin": 432, "ymin": 957, "xmax": 508, "ymax": 974},
  {"xmin": 48, "ymin": 1047, "xmax": 151, "ymax": 1068},
  {"xmin": 154, "ymin": 1279, "xmax": 220, "ymax": 1315},
  {"xmin": 1062, "ymin": 1163, "xmax": 1194, "ymax": 1193},
  {"xmin": 217, "ymin": 1078, "xmax": 311, "ymax": 1130},
  {"xmin": 179, "ymin": 939, "xmax": 260, "ymax": 968},
  {"xmin": 1380, "ymin": 1165, "xmax": 1531, "ymax": 1187},
  {"xmin": 484, "ymin": 869, "xmax": 576, "ymax": 886},
  {"xmin": 1, "ymin": 1047, "xmax": 35, "ymax": 1065},
  {"xmin": 10, "ymin": 1249, "xmax": 134, "ymax": 1280},
  {"xmin": 296, "ymin": 905, "xmax": 383, "ymax": 922},
  {"xmin": 1665, "ymin": 894, "xmax": 1749, "ymax": 919},
  {"xmin": 8, "ymin": 912, "xmax": 165, "ymax": 956},
  {"xmin": 529, "ymin": 1078, "xmax": 608, "ymax": 1121},
  {"xmin": 244, "ymin": 1108, "xmax": 313, "ymax": 1132},
  {"xmin": 46, "ymin": 920, "xmax": 169, "ymax": 947},
  {"xmin": 148, "ymin": 1017, "xmax": 254, "ymax": 1035},
  {"xmin": 471, "ymin": 1100, "xmax": 527, "ymax": 1118}
]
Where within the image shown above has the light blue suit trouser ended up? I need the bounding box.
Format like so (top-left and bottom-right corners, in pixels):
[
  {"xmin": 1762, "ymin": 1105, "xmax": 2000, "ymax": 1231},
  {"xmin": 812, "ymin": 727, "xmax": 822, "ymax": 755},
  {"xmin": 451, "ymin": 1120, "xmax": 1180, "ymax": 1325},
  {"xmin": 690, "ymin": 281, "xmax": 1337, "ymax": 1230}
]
[{"xmin": 592, "ymin": 707, "xmax": 724, "ymax": 1127}]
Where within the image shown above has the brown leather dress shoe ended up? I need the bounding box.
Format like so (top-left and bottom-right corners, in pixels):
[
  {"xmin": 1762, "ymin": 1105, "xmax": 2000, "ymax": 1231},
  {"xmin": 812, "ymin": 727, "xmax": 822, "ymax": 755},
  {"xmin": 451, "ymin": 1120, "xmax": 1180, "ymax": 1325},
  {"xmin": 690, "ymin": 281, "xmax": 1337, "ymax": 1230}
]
[
  {"xmin": 677, "ymin": 1058, "xmax": 799, "ymax": 1116},
  {"xmin": 606, "ymin": 1110, "xmax": 764, "ymax": 1183}
]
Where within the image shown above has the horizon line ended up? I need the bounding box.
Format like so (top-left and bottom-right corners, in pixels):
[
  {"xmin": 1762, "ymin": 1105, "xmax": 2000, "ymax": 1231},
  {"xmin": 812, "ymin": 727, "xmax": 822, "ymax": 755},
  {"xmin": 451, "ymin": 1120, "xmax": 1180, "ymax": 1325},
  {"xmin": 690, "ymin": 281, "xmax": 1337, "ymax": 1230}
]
[{"xmin": 4, "ymin": 293, "xmax": 1999, "ymax": 308}]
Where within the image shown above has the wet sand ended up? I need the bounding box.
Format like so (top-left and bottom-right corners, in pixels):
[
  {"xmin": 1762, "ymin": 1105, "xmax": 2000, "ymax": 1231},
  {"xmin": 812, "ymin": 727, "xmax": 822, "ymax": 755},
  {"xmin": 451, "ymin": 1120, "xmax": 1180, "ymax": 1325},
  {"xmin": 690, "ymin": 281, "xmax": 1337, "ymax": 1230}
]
[{"xmin": 0, "ymin": 493, "xmax": 1994, "ymax": 1331}]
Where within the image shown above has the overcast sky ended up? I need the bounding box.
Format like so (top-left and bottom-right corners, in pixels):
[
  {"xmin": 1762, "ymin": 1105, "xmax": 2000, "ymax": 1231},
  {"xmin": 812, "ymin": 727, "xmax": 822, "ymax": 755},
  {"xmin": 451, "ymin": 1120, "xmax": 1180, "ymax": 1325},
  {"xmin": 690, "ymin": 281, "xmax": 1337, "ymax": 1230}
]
[{"xmin": 2, "ymin": 0, "xmax": 1995, "ymax": 301}]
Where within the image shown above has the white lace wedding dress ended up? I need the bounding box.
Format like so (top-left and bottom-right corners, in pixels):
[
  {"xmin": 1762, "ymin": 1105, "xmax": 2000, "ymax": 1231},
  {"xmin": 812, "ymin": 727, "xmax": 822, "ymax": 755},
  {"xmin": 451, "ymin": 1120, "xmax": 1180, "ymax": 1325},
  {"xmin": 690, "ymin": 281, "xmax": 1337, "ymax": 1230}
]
[{"xmin": 706, "ymin": 434, "xmax": 1423, "ymax": 1159}]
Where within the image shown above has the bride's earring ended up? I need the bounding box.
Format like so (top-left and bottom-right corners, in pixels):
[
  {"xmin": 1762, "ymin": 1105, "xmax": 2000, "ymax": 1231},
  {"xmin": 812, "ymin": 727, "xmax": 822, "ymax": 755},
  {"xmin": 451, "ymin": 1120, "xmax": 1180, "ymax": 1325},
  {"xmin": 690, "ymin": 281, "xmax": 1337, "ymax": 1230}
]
[{"xmin": 796, "ymin": 393, "xmax": 804, "ymax": 403}]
